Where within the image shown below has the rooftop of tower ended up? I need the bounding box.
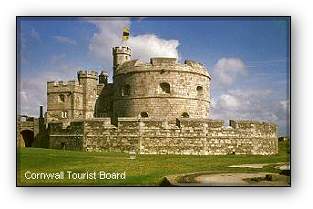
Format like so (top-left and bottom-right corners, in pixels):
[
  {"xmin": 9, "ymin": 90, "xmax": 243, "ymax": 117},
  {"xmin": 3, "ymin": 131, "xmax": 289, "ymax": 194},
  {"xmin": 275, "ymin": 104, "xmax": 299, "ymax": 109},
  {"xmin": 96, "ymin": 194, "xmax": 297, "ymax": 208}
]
[{"xmin": 116, "ymin": 57, "xmax": 211, "ymax": 79}]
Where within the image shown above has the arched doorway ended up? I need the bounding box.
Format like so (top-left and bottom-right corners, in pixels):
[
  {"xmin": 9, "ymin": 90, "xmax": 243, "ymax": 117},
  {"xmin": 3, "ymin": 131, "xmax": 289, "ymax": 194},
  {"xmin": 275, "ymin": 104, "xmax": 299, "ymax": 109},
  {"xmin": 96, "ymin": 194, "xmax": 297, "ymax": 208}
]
[{"xmin": 20, "ymin": 130, "xmax": 34, "ymax": 147}]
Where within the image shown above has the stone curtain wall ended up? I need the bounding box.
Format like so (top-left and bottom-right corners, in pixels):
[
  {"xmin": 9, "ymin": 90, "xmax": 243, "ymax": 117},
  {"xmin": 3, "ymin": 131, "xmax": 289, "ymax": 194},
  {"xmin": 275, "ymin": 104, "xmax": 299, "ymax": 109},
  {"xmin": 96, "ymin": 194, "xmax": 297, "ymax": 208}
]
[
  {"xmin": 48, "ymin": 118, "xmax": 278, "ymax": 155},
  {"xmin": 49, "ymin": 121, "xmax": 84, "ymax": 151},
  {"xmin": 84, "ymin": 118, "xmax": 139, "ymax": 152},
  {"xmin": 140, "ymin": 119, "xmax": 278, "ymax": 155}
]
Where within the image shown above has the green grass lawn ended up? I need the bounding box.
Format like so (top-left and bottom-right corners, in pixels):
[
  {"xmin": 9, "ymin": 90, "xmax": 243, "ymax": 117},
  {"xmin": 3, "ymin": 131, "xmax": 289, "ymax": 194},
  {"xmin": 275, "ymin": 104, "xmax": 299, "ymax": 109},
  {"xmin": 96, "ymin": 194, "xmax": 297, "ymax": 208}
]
[{"xmin": 17, "ymin": 141, "xmax": 290, "ymax": 186}]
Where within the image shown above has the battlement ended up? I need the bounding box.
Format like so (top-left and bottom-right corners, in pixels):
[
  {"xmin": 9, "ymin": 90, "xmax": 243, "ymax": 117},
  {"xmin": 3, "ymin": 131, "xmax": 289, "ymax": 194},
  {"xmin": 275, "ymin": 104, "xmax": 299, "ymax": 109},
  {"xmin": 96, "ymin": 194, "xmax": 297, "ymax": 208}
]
[
  {"xmin": 115, "ymin": 58, "xmax": 211, "ymax": 79},
  {"xmin": 184, "ymin": 60, "xmax": 204, "ymax": 67},
  {"xmin": 48, "ymin": 120, "xmax": 85, "ymax": 130},
  {"xmin": 150, "ymin": 57, "xmax": 177, "ymax": 65},
  {"xmin": 48, "ymin": 118, "xmax": 277, "ymax": 132},
  {"xmin": 113, "ymin": 46, "xmax": 131, "ymax": 55},
  {"xmin": 77, "ymin": 70, "xmax": 98, "ymax": 79},
  {"xmin": 48, "ymin": 117, "xmax": 278, "ymax": 155},
  {"xmin": 177, "ymin": 118, "xmax": 224, "ymax": 128},
  {"xmin": 88, "ymin": 117, "xmax": 276, "ymax": 132},
  {"xmin": 229, "ymin": 120, "xmax": 277, "ymax": 130},
  {"xmin": 47, "ymin": 80, "xmax": 81, "ymax": 88}
]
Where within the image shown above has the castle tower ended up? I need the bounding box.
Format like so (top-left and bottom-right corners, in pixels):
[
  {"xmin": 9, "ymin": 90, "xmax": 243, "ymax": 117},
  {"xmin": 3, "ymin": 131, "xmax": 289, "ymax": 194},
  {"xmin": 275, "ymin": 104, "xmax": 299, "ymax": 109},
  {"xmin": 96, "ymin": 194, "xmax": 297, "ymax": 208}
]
[
  {"xmin": 112, "ymin": 46, "xmax": 131, "ymax": 76},
  {"xmin": 113, "ymin": 58, "xmax": 211, "ymax": 120},
  {"xmin": 78, "ymin": 71, "xmax": 98, "ymax": 119},
  {"xmin": 99, "ymin": 71, "xmax": 109, "ymax": 86}
]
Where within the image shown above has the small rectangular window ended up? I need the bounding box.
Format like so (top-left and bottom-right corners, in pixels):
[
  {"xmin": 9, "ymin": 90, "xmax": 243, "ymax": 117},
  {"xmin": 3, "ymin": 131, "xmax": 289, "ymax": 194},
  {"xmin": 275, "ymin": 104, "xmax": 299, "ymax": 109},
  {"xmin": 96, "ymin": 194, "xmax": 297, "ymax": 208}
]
[{"xmin": 61, "ymin": 111, "xmax": 68, "ymax": 118}]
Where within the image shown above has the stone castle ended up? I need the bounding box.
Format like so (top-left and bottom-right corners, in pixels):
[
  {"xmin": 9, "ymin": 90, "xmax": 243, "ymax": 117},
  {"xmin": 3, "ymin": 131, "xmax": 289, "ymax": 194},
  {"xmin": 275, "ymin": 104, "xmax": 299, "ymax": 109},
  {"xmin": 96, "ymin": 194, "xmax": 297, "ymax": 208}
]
[{"xmin": 17, "ymin": 46, "xmax": 278, "ymax": 155}]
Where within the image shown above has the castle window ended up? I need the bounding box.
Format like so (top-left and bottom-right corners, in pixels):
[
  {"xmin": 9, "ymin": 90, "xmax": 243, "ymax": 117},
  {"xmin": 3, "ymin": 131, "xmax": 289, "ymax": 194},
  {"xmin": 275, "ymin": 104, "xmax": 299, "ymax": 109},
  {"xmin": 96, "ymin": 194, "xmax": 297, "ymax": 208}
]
[
  {"xmin": 140, "ymin": 112, "xmax": 149, "ymax": 118},
  {"xmin": 76, "ymin": 97, "xmax": 81, "ymax": 106},
  {"xmin": 61, "ymin": 111, "xmax": 68, "ymax": 118},
  {"xmin": 196, "ymin": 86, "xmax": 203, "ymax": 96},
  {"xmin": 160, "ymin": 82, "xmax": 170, "ymax": 94},
  {"xmin": 59, "ymin": 94, "xmax": 65, "ymax": 103},
  {"xmin": 181, "ymin": 112, "xmax": 189, "ymax": 118},
  {"xmin": 121, "ymin": 84, "xmax": 130, "ymax": 96}
]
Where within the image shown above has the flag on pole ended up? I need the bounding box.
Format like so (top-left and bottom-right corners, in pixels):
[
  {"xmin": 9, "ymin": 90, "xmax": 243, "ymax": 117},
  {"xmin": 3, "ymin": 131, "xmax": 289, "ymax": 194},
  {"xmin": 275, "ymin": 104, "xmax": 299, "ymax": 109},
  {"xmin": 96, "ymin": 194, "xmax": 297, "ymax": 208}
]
[{"xmin": 122, "ymin": 27, "xmax": 130, "ymax": 41}]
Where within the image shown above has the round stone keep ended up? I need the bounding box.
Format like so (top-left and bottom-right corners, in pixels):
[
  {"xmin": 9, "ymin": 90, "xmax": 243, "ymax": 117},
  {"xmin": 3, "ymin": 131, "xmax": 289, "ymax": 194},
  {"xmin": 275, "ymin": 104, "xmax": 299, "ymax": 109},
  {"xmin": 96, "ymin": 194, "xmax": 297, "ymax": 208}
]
[{"xmin": 112, "ymin": 58, "xmax": 211, "ymax": 120}]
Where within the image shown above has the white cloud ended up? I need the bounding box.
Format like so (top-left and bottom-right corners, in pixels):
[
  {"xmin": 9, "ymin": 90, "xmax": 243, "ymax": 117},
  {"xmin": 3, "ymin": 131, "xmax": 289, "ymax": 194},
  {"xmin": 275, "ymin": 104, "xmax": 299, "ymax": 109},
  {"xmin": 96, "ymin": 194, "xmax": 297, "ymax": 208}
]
[
  {"xmin": 88, "ymin": 19, "xmax": 179, "ymax": 66},
  {"xmin": 280, "ymin": 100, "xmax": 289, "ymax": 112},
  {"xmin": 218, "ymin": 94, "xmax": 240, "ymax": 109},
  {"xmin": 213, "ymin": 57, "xmax": 247, "ymax": 86},
  {"xmin": 128, "ymin": 34, "xmax": 179, "ymax": 61},
  {"xmin": 53, "ymin": 35, "xmax": 77, "ymax": 45},
  {"xmin": 211, "ymin": 57, "xmax": 289, "ymax": 135},
  {"xmin": 88, "ymin": 19, "xmax": 131, "ymax": 63},
  {"xmin": 19, "ymin": 78, "xmax": 46, "ymax": 116},
  {"xmin": 19, "ymin": 56, "xmax": 81, "ymax": 117},
  {"xmin": 212, "ymin": 88, "xmax": 275, "ymax": 121},
  {"xmin": 211, "ymin": 88, "xmax": 289, "ymax": 135}
]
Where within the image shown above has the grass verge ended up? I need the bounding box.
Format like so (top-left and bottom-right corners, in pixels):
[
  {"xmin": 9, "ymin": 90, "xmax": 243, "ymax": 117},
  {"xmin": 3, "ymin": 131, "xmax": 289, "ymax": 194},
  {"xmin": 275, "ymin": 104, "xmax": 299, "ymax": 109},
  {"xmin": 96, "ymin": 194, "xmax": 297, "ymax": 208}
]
[{"xmin": 17, "ymin": 141, "xmax": 289, "ymax": 186}]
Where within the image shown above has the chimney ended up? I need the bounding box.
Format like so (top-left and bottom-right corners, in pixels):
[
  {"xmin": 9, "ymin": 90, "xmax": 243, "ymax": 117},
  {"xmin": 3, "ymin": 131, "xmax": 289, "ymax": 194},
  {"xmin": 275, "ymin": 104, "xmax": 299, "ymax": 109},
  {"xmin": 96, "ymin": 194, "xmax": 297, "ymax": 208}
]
[{"xmin": 40, "ymin": 105, "xmax": 43, "ymax": 118}]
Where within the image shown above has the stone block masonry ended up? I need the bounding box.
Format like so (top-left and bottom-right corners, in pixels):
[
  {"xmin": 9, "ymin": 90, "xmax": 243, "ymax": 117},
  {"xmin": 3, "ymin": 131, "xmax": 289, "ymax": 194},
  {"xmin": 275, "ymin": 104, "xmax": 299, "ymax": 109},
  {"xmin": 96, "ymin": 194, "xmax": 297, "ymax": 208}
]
[{"xmin": 49, "ymin": 118, "xmax": 278, "ymax": 155}]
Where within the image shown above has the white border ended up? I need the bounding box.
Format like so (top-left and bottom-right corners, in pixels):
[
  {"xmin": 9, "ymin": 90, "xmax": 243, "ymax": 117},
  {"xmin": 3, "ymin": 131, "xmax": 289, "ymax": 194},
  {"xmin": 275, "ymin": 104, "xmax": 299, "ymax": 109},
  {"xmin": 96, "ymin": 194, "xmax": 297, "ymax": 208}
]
[{"xmin": 1, "ymin": 0, "xmax": 312, "ymax": 208}]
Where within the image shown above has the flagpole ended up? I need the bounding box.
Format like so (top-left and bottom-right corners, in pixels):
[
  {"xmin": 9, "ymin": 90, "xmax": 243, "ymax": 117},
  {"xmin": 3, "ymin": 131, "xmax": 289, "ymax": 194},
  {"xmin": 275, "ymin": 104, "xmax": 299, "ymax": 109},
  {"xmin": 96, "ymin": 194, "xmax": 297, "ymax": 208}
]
[{"xmin": 122, "ymin": 27, "xmax": 130, "ymax": 47}]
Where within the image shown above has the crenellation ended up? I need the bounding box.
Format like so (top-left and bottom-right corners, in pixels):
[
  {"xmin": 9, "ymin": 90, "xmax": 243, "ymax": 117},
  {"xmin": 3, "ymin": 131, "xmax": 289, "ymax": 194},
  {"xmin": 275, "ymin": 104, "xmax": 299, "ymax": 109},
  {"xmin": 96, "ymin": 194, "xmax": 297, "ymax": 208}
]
[
  {"xmin": 77, "ymin": 70, "xmax": 98, "ymax": 78},
  {"xmin": 184, "ymin": 60, "xmax": 206, "ymax": 69},
  {"xmin": 112, "ymin": 46, "xmax": 131, "ymax": 54},
  {"xmin": 47, "ymin": 117, "xmax": 278, "ymax": 155},
  {"xmin": 47, "ymin": 80, "xmax": 81, "ymax": 88},
  {"xmin": 150, "ymin": 57, "xmax": 177, "ymax": 65}
]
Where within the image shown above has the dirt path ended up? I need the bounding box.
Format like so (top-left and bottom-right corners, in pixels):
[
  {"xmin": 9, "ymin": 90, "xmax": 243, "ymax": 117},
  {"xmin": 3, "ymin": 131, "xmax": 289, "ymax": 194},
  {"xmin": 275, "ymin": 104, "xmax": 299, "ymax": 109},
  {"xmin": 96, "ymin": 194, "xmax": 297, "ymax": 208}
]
[
  {"xmin": 228, "ymin": 162, "xmax": 288, "ymax": 169},
  {"xmin": 194, "ymin": 172, "xmax": 289, "ymax": 186},
  {"xmin": 162, "ymin": 162, "xmax": 290, "ymax": 186}
]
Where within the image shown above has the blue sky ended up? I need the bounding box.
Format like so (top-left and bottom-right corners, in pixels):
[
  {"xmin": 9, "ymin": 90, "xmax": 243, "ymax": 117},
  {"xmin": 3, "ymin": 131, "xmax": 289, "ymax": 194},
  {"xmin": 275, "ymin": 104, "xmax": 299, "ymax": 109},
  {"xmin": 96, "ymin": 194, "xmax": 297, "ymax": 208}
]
[{"xmin": 18, "ymin": 17, "xmax": 290, "ymax": 135}]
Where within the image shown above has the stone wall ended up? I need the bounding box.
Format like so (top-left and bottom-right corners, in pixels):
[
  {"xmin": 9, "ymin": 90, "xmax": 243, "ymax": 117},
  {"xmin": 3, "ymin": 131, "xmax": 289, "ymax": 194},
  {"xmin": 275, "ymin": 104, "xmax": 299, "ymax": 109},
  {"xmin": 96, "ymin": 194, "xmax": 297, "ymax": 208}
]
[
  {"xmin": 48, "ymin": 118, "xmax": 278, "ymax": 155},
  {"xmin": 49, "ymin": 121, "xmax": 84, "ymax": 150},
  {"xmin": 84, "ymin": 118, "xmax": 139, "ymax": 152}
]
